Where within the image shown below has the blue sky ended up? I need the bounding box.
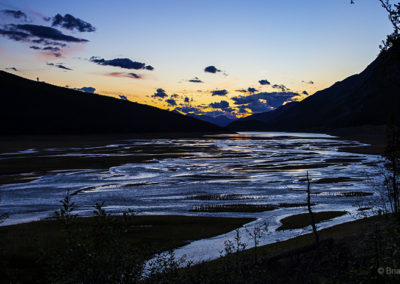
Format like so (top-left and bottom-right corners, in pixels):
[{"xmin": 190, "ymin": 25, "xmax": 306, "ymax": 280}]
[{"xmin": 0, "ymin": 0, "xmax": 393, "ymax": 118}]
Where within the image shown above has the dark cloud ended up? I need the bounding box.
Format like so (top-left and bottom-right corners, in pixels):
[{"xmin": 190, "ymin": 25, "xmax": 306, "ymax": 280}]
[
  {"xmin": 184, "ymin": 97, "xmax": 190, "ymax": 103},
  {"xmin": 302, "ymin": 80, "xmax": 314, "ymax": 85},
  {"xmin": 52, "ymin": 14, "xmax": 96, "ymax": 32},
  {"xmin": 209, "ymin": 100, "xmax": 230, "ymax": 109},
  {"xmin": 166, "ymin": 98, "xmax": 177, "ymax": 106},
  {"xmin": 128, "ymin": 72, "xmax": 141, "ymax": 79},
  {"xmin": 77, "ymin": 87, "xmax": 96, "ymax": 93},
  {"xmin": 211, "ymin": 89, "xmax": 228, "ymax": 96},
  {"xmin": 1, "ymin": 9, "xmax": 28, "ymax": 21},
  {"xmin": 201, "ymin": 110, "xmax": 234, "ymax": 118},
  {"xmin": 56, "ymin": 64, "xmax": 72, "ymax": 71},
  {"xmin": 46, "ymin": 62, "xmax": 72, "ymax": 71},
  {"xmin": 43, "ymin": 46, "xmax": 61, "ymax": 52},
  {"xmin": 95, "ymin": 57, "xmax": 145, "ymax": 69},
  {"xmin": 31, "ymin": 38, "xmax": 67, "ymax": 47},
  {"xmin": 247, "ymin": 87, "xmax": 258, "ymax": 94},
  {"xmin": 272, "ymin": 84, "xmax": 290, "ymax": 92},
  {"xmin": 204, "ymin": 65, "xmax": 221, "ymax": 74},
  {"xmin": 145, "ymin": 65, "xmax": 154, "ymax": 70},
  {"xmin": 5, "ymin": 67, "xmax": 18, "ymax": 72},
  {"xmin": 235, "ymin": 88, "xmax": 258, "ymax": 94},
  {"xmin": 188, "ymin": 77, "xmax": 203, "ymax": 83},
  {"xmin": 30, "ymin": 38, "xmax": 67, "ymax": 57},
  {"xmin": 176, "ymin": 105, "xmax": 235, "ymax": 123},
  {"xmin": 259, "ymin": 79, "xmax": 270, "ymax": 85},
  {"xmin": 232, "ymin": 92, "xmax": 298, "ymax": 113},
  {"xmin": 302, "ymin": 90, "xmax": 309, "ymax": 95},
  {"xmin": 119, "ymin": 95, "xmax": 128, "ymax": 101},
  {"xmin": 170, "ymin": 94, "xmax": 179, "ymax": 99},
  {"xmin": 90, "ymin": 57, "xmax": 153, "ymax": 70},
  {"xmin": 106, "ymin": 72, "xmax": 143, "ymax": 79},
  {"xmin": 152, "ymin": 88, "xmax": 168, "ymax": 99},
  {"xmin": 29, "ymin": 45, "xmax": 61, "ymax": 57},
  {"xmin": 175, "ymin": 106, "xmax": 202, "ymax": 115},
  {"xmin": 240, "ymin": 100, "xmax": 272, "ymax": 113},
  {"xmin": 237, "ymin": 106, "xmax": 248, "ymax": 114},
  {"xmin": 0, "ymin": 24, "xmax": 87, "ymax": 51},
  {"xmin": 0, "ymin": 28, "xmax": 30, "ymax": 41},
  {"xmin": 16, "ymin": 24, "xmax": 88, "ymax": 42}
]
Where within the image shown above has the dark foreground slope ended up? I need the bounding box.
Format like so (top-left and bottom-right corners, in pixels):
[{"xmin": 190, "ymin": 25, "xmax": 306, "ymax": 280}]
[
  {"xmin": 0, "ymin": 71, "xmax": 223, "ymax": 135},
  {"xmin": 229, "ymin": 43, "xmax": 400, "ymax": 131}
]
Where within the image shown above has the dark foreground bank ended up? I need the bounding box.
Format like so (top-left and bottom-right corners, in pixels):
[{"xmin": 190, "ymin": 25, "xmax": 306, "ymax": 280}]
[
  {"xmin": 0, "ymin": 214, "xmax": 253, "ymax": 283},
  {"xmin": 1, "ymin": 209, "xmax": 400, "ymax": 283}
]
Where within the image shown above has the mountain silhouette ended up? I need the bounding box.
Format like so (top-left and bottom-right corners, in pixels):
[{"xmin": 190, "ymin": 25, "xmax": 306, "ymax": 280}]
[
  {"xmin": 229, "ymin": 43, "xmax": 400, "ymax": 131},
  {"xmin": 0, "ymin": 71, "xmax": 224, "ymax": 135},
  {"xmin": 186, "ymin": 114, "xmax": 236, "ymax": 127}
]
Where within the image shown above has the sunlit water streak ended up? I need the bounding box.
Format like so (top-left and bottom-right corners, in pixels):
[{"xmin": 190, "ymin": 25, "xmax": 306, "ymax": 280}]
[{"xmin": 0, "ymin": 132, "xmax": 383, "ymax": 263}]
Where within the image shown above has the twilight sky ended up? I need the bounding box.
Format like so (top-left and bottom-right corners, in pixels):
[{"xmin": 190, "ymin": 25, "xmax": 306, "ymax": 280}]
[{"xmin": 0, "ymin": 0, "xmax": 393, "ymax": 118}]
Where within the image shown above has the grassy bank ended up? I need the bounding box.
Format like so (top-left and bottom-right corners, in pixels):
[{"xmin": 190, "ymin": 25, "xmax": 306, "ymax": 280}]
[
  {"xmin": 276, "ymin": 211, "xmax": 347, "ymax": 230},
  {"xmin": 0, "ymin": 215, "xmax": 253, "ymax": 283},
  {"xmin": 170, "ymin": 214, "xmax": 400, "ymax": 283}
]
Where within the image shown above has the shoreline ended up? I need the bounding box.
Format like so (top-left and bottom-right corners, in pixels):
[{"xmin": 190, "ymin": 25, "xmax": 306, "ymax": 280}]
[
  {"xmin": 257, "ymin": 212, "xmax": 379, "ymax": 257},
  {"xmin": 0, "ymin": 132, "xmax": 227, "ymax": 153},
  {"xmin": 327, "ymin": 125, "xmax": 386, "ymax": 155},
  {"xmin": 183, "ymin": 212, "xmax": 385, "ymax": 283}
]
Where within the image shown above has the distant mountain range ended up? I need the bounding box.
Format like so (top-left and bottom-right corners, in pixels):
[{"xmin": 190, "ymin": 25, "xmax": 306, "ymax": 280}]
[
  {"xmin": 186, "ymin": 113, "xmax": 237, "ymax": 127},
  {"xmin": 0, "ymin": 71, "xmax": 224, "ymax": 135},
  {"xmin": 229, "ymin": 43, "xmax": 400, "ymax": 131}
]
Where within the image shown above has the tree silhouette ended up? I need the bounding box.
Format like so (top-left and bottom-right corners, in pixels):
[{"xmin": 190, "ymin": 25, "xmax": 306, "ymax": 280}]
[{"xmin": 383, "ymin": 123, "xmax": 400, "ymax": 216}]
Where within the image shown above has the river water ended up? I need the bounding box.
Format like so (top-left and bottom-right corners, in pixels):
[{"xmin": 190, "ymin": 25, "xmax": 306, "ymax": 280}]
[{"xmin": 0, "ymin": 132, "xmax": 383, "ymax": 262}]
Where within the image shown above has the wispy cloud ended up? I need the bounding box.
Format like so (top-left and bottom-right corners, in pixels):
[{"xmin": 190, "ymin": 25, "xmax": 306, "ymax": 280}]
[
  {"xmin": 272, "ymin": 84, "xmax": 290, "ymax": 92},
  {"xmin": 188, "ymin": 77, "xmax": 203, "ymax": 83},
  {"xmin": 46, "ymin": 62, "xmax": 72, "ymax": 70},
  {"xmin": 105, "ymin": 72, "xmax": 143, "ymax": 79},
  {"xmin": 5, "ymin": 67, "xmax": 18, "ymax": 72},
  {"xmin": 1, "ymin": 9, "xmax": 28, "ymax": 21}
]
